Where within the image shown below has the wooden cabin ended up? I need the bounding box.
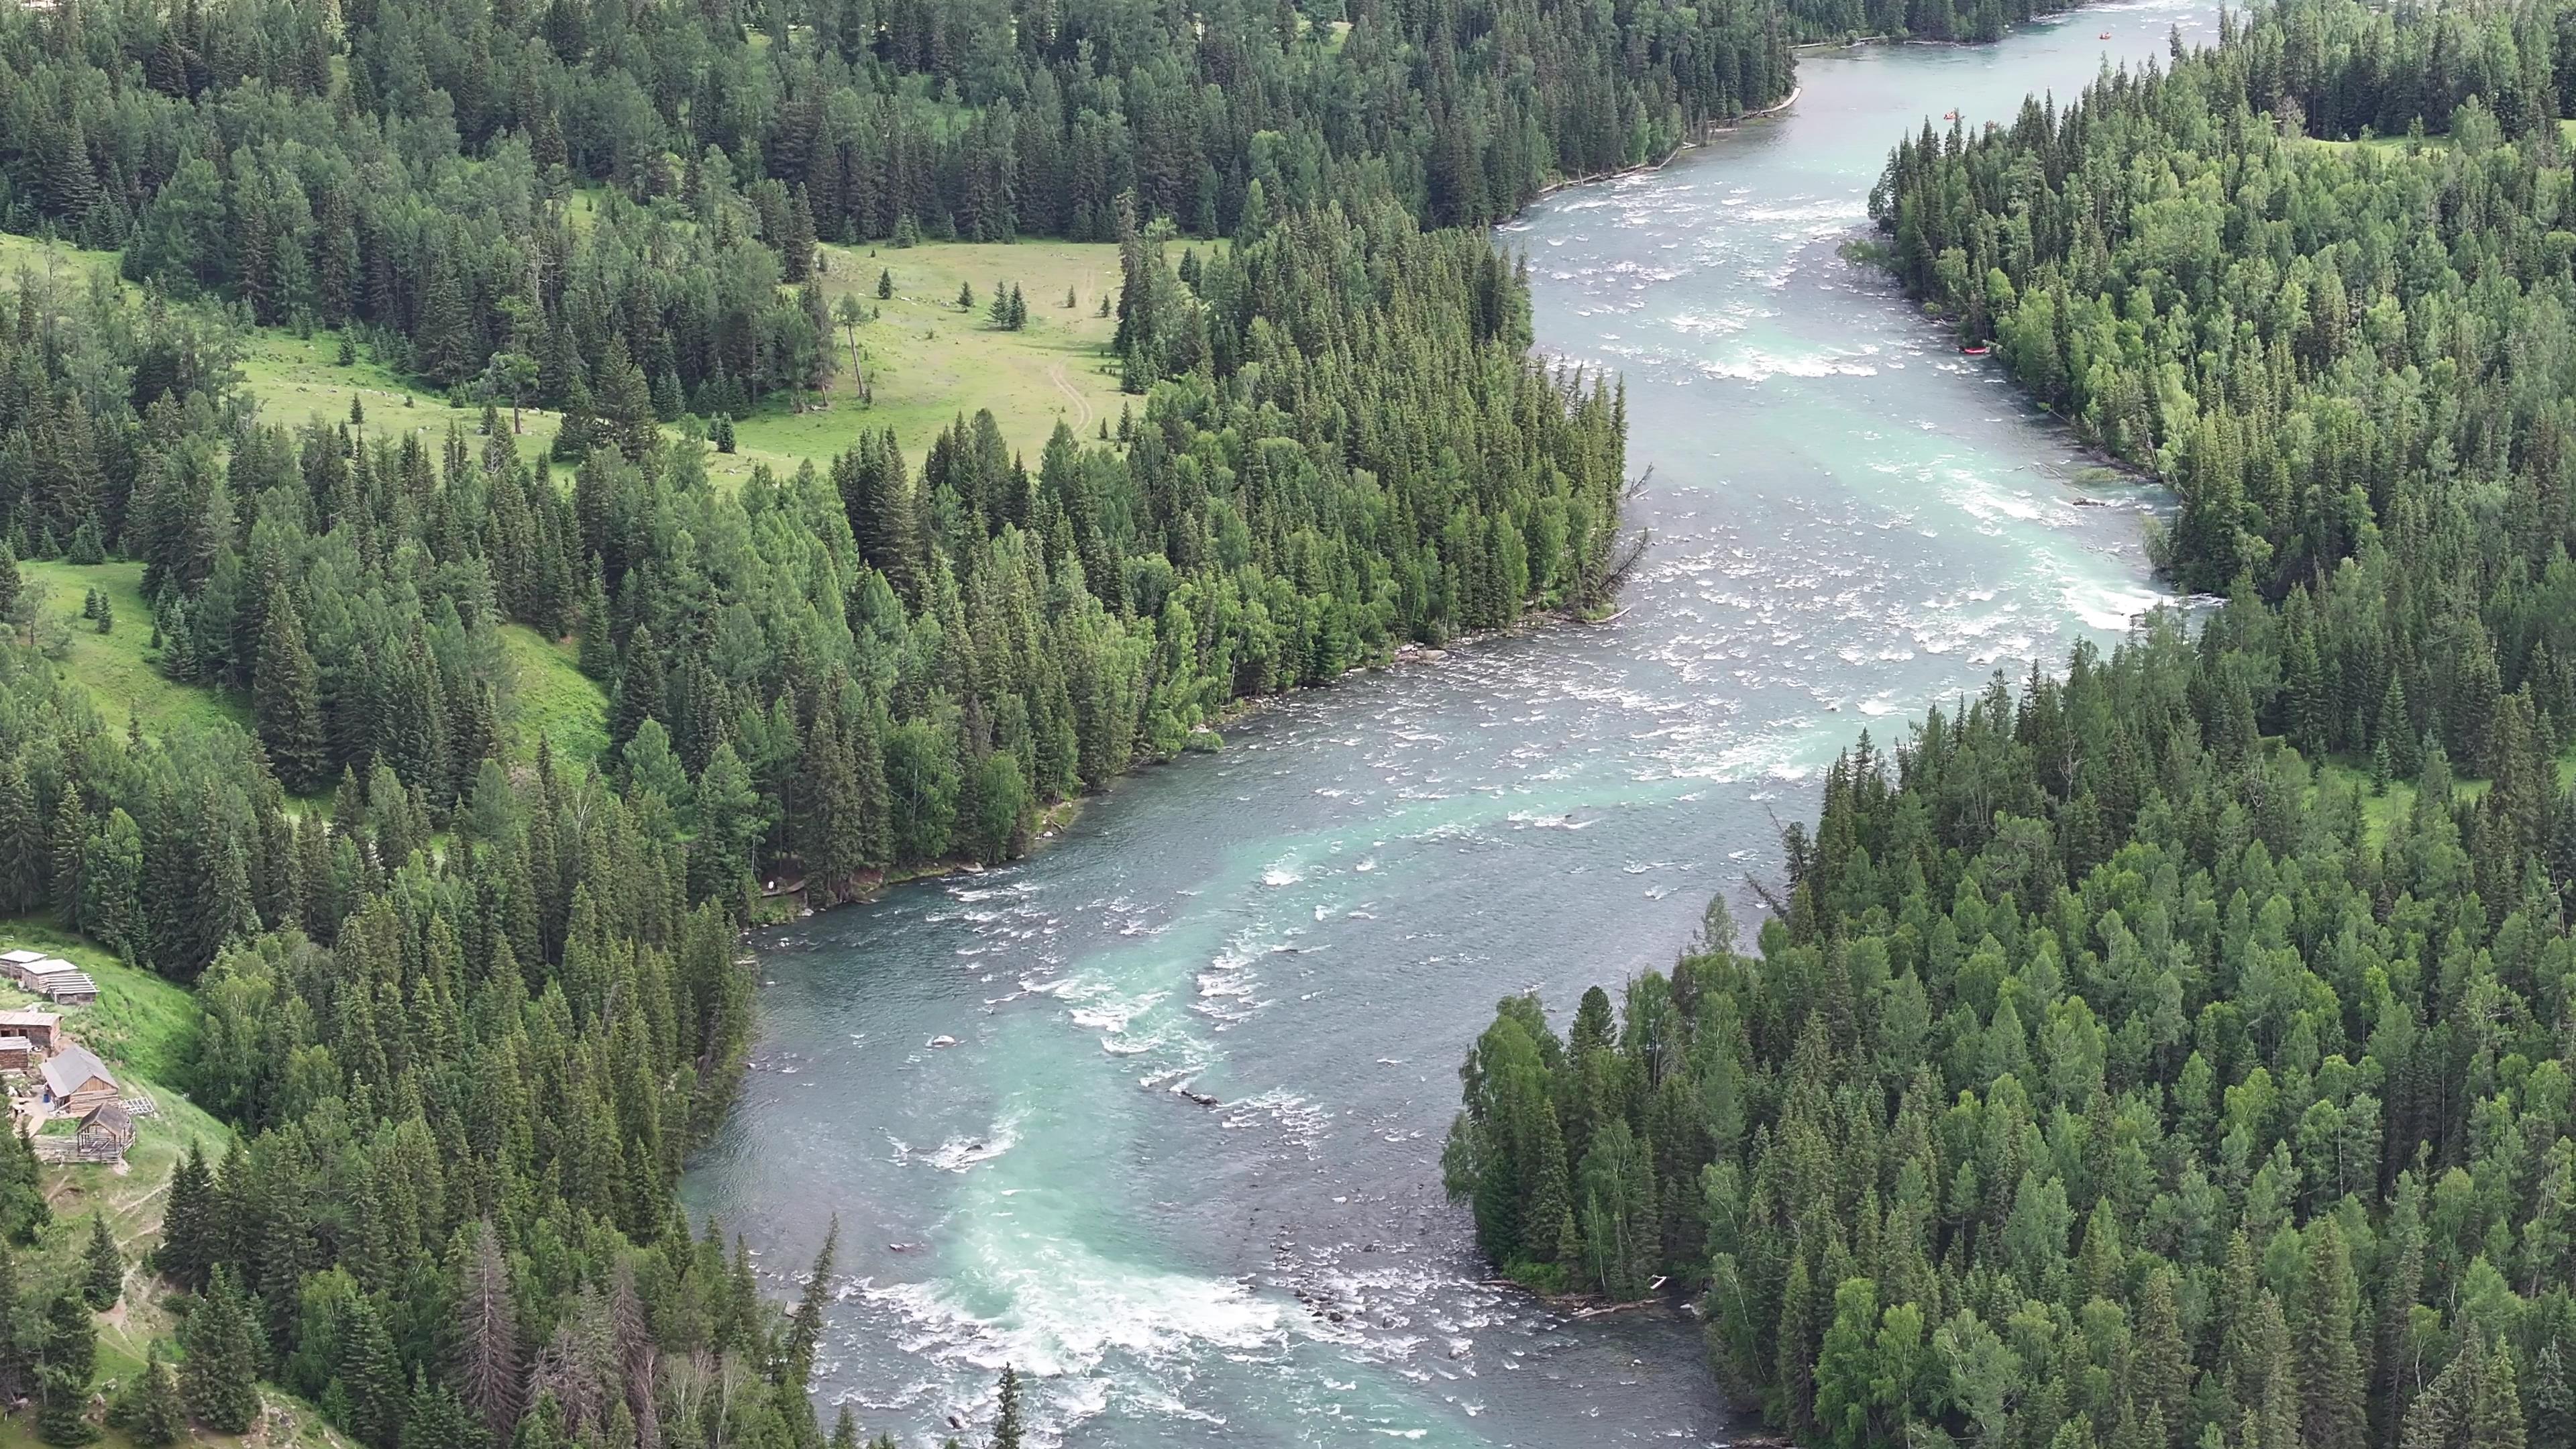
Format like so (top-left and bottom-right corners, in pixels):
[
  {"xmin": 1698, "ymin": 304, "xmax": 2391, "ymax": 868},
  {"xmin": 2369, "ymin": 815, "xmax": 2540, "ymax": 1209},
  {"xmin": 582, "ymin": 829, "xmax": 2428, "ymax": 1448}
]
[
  {"xmin": 0, "ymin": 1010, "xmax": 64, "ymax": 1055},
  {"xmin": 0, "ymin": 1036, "xmax": 34, "ymax": 1073},
  {"xmin": 39, "ymin": 1045, "xmax": 118, "ymax": 1114},
  {"xmin": 74, "ymin": 1103, "xmax": 135, "ymax": 1163},
  {"xmin": 37, "ymin": 973, "xmax": 97, "ymax": 1006},
  {"xmin": 18, "ymin": 958, "xmax": 82, "ymax": 991}
]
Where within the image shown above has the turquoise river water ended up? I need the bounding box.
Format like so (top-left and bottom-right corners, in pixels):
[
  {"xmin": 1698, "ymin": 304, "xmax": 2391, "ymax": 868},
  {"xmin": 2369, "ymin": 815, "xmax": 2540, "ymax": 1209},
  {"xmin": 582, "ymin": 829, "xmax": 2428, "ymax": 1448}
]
[{"xmin": 681, "ymin": 7, "xmax": 2220, "ymax": 1442}]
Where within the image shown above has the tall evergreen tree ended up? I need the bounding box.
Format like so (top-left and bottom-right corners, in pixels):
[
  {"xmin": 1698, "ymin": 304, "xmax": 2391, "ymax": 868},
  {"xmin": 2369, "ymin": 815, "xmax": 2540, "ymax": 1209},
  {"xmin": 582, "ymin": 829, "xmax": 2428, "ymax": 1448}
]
[{"xmin": 253, "ymin": 587, "xmax": 327, "ymax": 791}]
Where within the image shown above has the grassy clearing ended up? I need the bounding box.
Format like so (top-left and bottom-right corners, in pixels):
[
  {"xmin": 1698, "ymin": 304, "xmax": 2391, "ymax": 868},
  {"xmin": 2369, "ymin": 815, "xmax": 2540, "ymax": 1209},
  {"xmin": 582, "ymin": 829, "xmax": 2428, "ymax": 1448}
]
[
  {"xmin": 237, "ymin": 327, "xmax": 504, "ymax": 449},
  {"xmin": 0, "ymin": 231, "xmax": 115, "ymax": 289},
  {"xmin": 710, "ymin": 237, "xmax": 1133, "ymax": 486},
  {"xmin": 500, "ymin": 623, "xmax": 608, "ymax": 765},
  {"xmin": 2302, "ymin": 751, "xmax": 2576, "ymax": 843},
  {"xmin": 15, "ymin": 561, "xmax": 244, "ymax": 735}
]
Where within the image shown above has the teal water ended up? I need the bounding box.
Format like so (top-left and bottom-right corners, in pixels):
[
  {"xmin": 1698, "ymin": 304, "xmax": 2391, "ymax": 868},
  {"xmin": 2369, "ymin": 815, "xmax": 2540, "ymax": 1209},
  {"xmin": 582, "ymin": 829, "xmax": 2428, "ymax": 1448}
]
[{"xmin": 681, "ymin": 7, "xmax": 2218, "ymax": 1443}]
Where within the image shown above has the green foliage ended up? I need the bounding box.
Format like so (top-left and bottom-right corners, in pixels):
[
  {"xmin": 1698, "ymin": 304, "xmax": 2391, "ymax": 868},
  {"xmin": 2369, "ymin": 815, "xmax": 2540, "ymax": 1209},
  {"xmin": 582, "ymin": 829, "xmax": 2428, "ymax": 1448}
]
[
  {"xmin": 1453, "ymin": 600, "xmax": 2576, "ymax": 1449},
  {"xmin": 78, "ymin": 1216, "xmax": 118, "ymax": 1311},
  {"xmin": 1874, "ymin": 0, "xmax": 2576, "ymax": 784},
  {"xmin": 106, "ymin": 1344, "xmax": 187, "ymax": 1447},
  {"xmin": 180, "ymin": 1265, "xmax": 263, "ymax": 1434}
]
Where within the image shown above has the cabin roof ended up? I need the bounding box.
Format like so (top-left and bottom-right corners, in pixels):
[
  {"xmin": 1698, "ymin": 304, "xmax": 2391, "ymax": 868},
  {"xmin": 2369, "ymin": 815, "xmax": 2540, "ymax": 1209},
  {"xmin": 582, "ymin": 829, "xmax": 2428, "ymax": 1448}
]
[
  {"xmin": 78, "ymin": 1102, "xmax": 133, "ymax": 1135},
  {"xmin": 39, "ymin": 1045, "xmax": 114, "ymax": 1097}
]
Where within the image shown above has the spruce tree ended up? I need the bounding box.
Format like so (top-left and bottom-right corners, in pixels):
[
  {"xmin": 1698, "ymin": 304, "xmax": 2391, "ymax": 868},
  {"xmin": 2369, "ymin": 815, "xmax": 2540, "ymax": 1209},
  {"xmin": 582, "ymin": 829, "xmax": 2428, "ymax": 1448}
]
[
  {"xmin": 50, "ymin": 791, "xmax": 83, "ymax": 928},
  {"xmin": 453, "ymin": 1220, "xmax": 520, "ymax": 1443},
  {"xmin": 551, "ymin": 374, "xmax": 595, "ymax": 463},
  {"xmin": 992, "ymin": 1365, "xmax": 1024, "ymax": 1449},
  {"xmin": 610, "ymin": 625, "xmax": 665, "ymax": 747},
  {"xmin": 877, "ymin": 268, "xmax": 892, "ymax": 299},
  {"xmin": 80, "ymin": 1214, "xmax": 120, "ymax": 1310},
  {"xmin": 36, "ymin": 1291, "xmax": 95, "ymax": 1446},
  {"xmin": 0, "ymin": 760, "xmax": 42, "ymax": 914},
  {"xmin": 2299, "ymin": 1218, "xmax": 2367, "ymax": 1449},
  {"xmin": 155, "ymin": 1139, "xmax": 215, "ymax": 1291},
  {"xmin": 106, "ymin": 1344, "xmax": 184, "ymax": 1447},
  {"xmin": 181, "ymin": 1267, "xmax": 264, "ymax": 1434},
  {"xmin": 594, "ymin": 341, "xmax": 658, "ymax": 462},
  {"xmin": 253, "ymin": 586, "xmax": 328, "ymax": 791}
]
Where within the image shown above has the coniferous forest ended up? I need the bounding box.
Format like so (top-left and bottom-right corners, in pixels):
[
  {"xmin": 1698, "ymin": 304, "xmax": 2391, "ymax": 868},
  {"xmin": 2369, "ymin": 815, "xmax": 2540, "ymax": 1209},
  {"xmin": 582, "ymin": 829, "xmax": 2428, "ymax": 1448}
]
[
  {"xmin": 0, "ymin": 0, "xmax": 1808, "ymax": 1435},
  {"xmin": 26, "ymin": 0, "xmax": 2574, "ymax": 1434},
  {"xmin": 1448, "ymin": 3, "xmax": 2576, "ymax": 1448}
]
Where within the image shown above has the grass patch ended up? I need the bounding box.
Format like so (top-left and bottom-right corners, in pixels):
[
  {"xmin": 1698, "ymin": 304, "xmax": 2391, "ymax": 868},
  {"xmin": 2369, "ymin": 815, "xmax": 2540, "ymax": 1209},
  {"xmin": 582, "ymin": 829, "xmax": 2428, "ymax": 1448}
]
[
  {"xmin": 0, "ymin": 231, "xmax": 117, "ymax": 288},
  {"xmin": 2301, "ymin": 752, "xmax": 2573, "ymax": 844},
  {"xmin": 237, "ymin": 327, "xmax": 504, "ymax": 451},
  {"xmin": 14, "ymin": 560, "xmax": 244, "ymax": 736},
  {"xmin": 710, "ymin": 237, "xmax": 1134, "ymax": 486},
  {"xmin": 0, "ymin": 922, "xmax": 201, "ymax": 1085},
  {"xmin": 500, "ymin": 624, "xmax": 608, "ymax": 767}
]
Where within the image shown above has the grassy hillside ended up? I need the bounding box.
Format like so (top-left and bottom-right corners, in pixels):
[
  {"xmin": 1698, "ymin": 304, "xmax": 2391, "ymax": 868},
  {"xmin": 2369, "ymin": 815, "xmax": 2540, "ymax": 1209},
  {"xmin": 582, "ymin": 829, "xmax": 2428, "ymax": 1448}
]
[
  {"xmin": 0, "ymin": 922, "xmax": 329, "ymax": 1449},
  {"xmin": 500, "ymin": 624, "xmax": 608, "ymax": 765},
  {"xmin": 13, "ymin": 561, "xmax": 244, "ymax": 735},
  {"xmin": 2, "ymin": 225, "xmax": 1144, "ymax": 759}
]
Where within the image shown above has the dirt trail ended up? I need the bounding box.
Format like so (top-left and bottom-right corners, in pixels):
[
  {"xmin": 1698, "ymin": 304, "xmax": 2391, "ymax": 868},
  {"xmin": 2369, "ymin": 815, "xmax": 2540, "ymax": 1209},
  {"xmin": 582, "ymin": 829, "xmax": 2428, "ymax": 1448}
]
[{"xmin": 1048, "ymin": 363, "xmax": 1095, "ymax": 431}]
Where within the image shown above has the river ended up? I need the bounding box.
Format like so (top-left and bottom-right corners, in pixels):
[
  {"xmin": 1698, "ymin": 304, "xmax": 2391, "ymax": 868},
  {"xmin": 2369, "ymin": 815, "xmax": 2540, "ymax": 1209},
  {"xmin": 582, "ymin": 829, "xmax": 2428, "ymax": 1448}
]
[{"xmin": 680, "ymin": 5, "xmax": 2216, "ymax": 1443}]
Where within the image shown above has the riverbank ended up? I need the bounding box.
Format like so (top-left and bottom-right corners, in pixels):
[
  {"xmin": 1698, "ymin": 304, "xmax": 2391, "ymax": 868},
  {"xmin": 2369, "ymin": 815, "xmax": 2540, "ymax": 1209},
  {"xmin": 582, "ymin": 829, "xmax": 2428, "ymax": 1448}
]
[
  {"xmin": 1790, "ymin": 4, "xmax": 2089, "ymax": 50},
  {"xmin": 1526, "ymin": 85, "xmax": 1804, "ymax": 203}
]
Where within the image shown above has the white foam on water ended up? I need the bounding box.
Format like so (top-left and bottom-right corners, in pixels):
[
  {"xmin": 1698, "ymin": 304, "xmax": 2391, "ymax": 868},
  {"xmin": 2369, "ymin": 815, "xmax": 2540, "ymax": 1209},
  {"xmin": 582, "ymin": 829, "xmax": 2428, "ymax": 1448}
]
[
  {"xmin": 2064, "ymin": 578, "xmax": 2171, "ymax": 632},
  {"xmin": 1697, "ymin": 349, "xmax": 1881, "ymax": 382},
  {"xmin": 858, "ymin": 1222, "xmax": 1292, "ymax": 1440},
  {"xmin": 924, "ymin": 1116, "xmax": 1022, "ymax": 1173}
]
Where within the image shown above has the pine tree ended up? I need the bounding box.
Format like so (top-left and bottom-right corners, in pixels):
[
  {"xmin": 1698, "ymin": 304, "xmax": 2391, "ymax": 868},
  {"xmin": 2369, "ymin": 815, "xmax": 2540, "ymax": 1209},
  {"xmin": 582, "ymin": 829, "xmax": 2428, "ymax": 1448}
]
[
  {"xmin": 957, "ymin": 280, "xmax": 975, "ymax": 311},
  {"xmin": 992, "ymin": 1365, "xmax": 1024, "ymax": 1449},
  {"xmin": 181, "ymin": 1266, "xmax": 264, "ymax": 1433},
  {"xmin": 37, "ymin": 1291, "xmax": 95, "ymax": 1446},
  {"xmin": 784, "ymin": 1220, "xmax": 838, "ymax": 1389},
  {"xmin": 106, "ymin": 1344, "xmax": 184, "ymax": 1447},
  {"xmin": 81, "ymin": 1214, "xmax": 121, "ymax": 1310},
  {"xmin": 877, "ymin": 268, "xmax": 893, "ymax": 299},
  {"xmin": 610, "ymin": 625, "xmax": 664, "ymax": 747},
  {"xmin": 155, "ymin": 1139, "xmax": 215, "ymax": 1291},
  {"xmin": 254, "ymin": 586, "xmax": 328, "ymax": 791}
]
